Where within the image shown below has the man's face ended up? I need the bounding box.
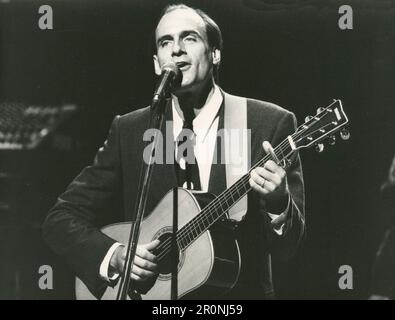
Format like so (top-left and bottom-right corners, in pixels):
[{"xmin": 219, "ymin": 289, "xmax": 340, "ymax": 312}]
[{"xmin": 154, "ymin": 9, "xmax": 219, "ymax": 92}]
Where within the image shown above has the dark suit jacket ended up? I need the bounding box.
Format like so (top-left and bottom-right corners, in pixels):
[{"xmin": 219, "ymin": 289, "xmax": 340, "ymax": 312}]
[{"xmin": 42, "ymin": 91, "xmax": 305, "ymax": 299}]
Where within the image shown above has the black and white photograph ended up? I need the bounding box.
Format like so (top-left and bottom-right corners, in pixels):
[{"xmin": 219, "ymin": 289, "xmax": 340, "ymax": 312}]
[{"xmin": 0, "ymin": 0, "xmax": 394, "ymax": 303}]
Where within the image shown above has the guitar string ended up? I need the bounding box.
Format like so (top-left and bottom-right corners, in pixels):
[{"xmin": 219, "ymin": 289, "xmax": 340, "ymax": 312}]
[
  {"xmin": 154, "ymin": 119, "xmax": 337, "ymax": 262},
  {"xmin": 154, "ymin": 119, "xmax": 338, "ymax": 262}
]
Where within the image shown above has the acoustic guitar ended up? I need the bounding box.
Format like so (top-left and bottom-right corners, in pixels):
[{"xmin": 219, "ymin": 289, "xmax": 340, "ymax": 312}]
[{"xmin": 76, "ymin": 99, "xmax": 349, "ymax": 299}]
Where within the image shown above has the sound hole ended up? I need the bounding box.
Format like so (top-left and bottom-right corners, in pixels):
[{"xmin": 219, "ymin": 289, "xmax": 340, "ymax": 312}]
[{"xmin": 152, "ymin": 232, "xmax": 183, "ymax": 278}]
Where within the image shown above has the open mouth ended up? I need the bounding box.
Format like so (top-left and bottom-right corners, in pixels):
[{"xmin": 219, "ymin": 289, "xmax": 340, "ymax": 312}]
[{"xmin": 175, "ymin": 62, "xmax": 191, "ymax": 71}]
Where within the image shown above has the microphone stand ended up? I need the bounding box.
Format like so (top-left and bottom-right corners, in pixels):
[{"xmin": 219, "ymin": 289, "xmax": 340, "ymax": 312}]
[
  {"xmin": 171, "ymin": 187, "xmax": 179, "ymax": 300},
  {"xmin": 116, "ymin": 92, "xmax": 168, "ymax": 300}
]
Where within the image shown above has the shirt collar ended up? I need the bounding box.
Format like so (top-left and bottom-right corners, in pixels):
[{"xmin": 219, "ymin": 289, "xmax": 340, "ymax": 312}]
[{"xmin": 172, "ymin": 84, "xmax": 223, "ymax": 140}]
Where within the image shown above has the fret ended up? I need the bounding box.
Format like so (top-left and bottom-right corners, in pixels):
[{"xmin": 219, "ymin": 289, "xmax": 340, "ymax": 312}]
[
  {"xmin": 277, "ymin": 146, "xmax": 286, "ymax": 160},
  {"xmin": 232, "ymin": 186, "xmax": 241, "ymax": 198},
  {"xmin": 281, "ymin": 141, "xmax": 293, "ymax": 159},
  {"xmin": 187, "ymin": 232, "xmax": 193, "ymax": 244},
  {"xmin": 191, "ymin": 225, "xmax": 198, "ymax": 239},
  {"xmin": 240, "ymin": 180, "xmax": 249, "ymax": 193},
  {"xmin": 175, "ymin": 239, "xmax": 181, "ymax": 251},
  {"xmin": 223, "ymin": 196, "xmax": 231, "ymax": 211},
  {"xmin": 198, "ymin": 222, "xmax": 204, "ymax": 235},
  {"xmin": 218, "ymin": 201, "xmax": 226, "ymax": 215},
  {"xmin": 200, "ymin": 221, "xmax": 206, "ymax": 234},
  {"xmin": 205, "ymin": 214, "xmax": 213, "ymax": 227},
  {"xmin": 239, "ymin": 180, "xmax": 247, "ymax": 194},
  {"xmin": 187, "ymin": 228, "xmax": 193, "ymax": 241},
  {"xmin": 178, "ymin": 237, "xmax": 186, "ymax": 249},
  {"xmin": 214, "ymin": 204, "xmax": 223, "ymax": 220},
  {"xmin": 196, "ymin": 222, "xmax": 203, "ymax": 235},
  {"xmin": 192, "ymin": 226, "xmax": 199, "ymax": 241},
  {"xmin": 236, "ymin": 186, "xmax": 244, "ymax": 196},
  {"xmin": 229, "ymin": 189, "xmax": 238, "ymax": 203},
  {"xmin": 206, "ymin": 212, "xmax": 214, "ymax": 224},
  {"xmin": 189, "ymin": 230, "xmax": 195, "ymax": 243},
  {"xmin": 188, "ymin": 219, "xmax": 201, "ymax": 241},
  {"xmin": 222, "ymin": 189, "xmax": 236, "ymax": 210}
]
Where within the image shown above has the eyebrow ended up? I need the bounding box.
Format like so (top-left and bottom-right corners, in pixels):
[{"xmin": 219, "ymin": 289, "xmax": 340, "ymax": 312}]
[{"xmin": 156, "ymin": 30, "xmax": 202, "ymax": 46}]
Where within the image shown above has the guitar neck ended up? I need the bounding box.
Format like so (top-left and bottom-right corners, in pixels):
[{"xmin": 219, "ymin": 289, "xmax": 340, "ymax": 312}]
[{"xmin": 177, "ymin": 136, "xmax": 296, "ymax": 250}]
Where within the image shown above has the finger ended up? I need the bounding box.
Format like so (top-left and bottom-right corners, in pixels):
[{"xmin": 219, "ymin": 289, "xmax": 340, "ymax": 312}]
[
  {"xmin": 262, "ymin": 141, "xmax": 273, "ymax": 155},
  {"xmin": 133, "ymin": 256, "xmax": 158, "ymax": 272},
  {"xmin": 130, "ymin": 274, "xmax": 143, "ymax": 282},
  {"xmin": 255, "ymin": 167, "xmax": 280, "ymax": 186},
  {"xmin": 249, "ymin": 177, "xmax": 266, "ymax": 194},
  {"xmin": 263, "ymin": 160, "xmax": 280, "ymax": 173},
  {"xmin": 136, "ymin": 246, "xmax": 157, "ymax": 262},
  {"xmin": 131, "ymin": 265, "xmax": 156, "ymax": 279},
  {"xmin": 143, "ymin": 239, "xmax": 161, "ymax": 251},
  {"xmin": 264, "ymin": 161, "xmax": 286, "ymax": 179},
  {"xmin": 250, "ymin": 176, "xmax": 274, "ymax": 195},
  {"xmin": 262, "ymin": 179, "xmax": 276, "ymax": 193},
  {"xmin": 250, "ymin": 169, "xmax": 266, "ymax": 187},
  {"xmin": 263, "ymin": 141, "xmax": 281, "ymax": 164},
  {"xmin": 251, "ymin": 177, "xmax": 276, "ymax": 194}
]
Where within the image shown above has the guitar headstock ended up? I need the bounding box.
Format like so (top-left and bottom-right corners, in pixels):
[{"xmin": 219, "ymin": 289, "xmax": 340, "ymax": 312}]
[{"xmin": 292, "ymin": 99, "xmax": 349, "ymax": 152}]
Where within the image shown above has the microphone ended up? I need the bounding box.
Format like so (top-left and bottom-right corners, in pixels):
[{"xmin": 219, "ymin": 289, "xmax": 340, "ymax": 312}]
[{"xmin": 152, "ymin": 62, "xmax": 182, "ymax": 104}]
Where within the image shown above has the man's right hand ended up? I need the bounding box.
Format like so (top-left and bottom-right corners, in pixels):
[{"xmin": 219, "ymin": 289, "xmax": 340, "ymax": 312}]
[{"xmin": 110, "ymin": 240, "xmax": 160, "ymax": 283}]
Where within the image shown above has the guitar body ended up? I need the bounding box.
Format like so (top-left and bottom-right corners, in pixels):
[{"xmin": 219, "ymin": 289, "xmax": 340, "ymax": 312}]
[{"xmin": 75, "ymin": 188, "xmax": 241, "ymax": 300}]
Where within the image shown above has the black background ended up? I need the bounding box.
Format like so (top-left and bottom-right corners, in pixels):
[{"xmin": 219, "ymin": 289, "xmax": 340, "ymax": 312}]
[{"xmin": 1, "ymin": 0, "xmax": 394, "ymax": 299}]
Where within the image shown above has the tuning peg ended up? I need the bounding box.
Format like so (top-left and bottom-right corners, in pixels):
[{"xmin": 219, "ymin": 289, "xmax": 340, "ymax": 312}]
[
  {"xmin": 315, "ymin": 143, "xmax": 324, "ymax": 153},
  {"xmin": 305, "ymin": 115, "xmax": 313, "ymax": 122},
  {"xmin": 328, "ymin": 135, "xmax": 336, "ymax": 146},
  {"xmin": 316, "ymin": 107, "xmax": 325, "ymax": 114},
  {"xmin": 340, "ymin": 128, "xmax": 350, "ymax": 140}
]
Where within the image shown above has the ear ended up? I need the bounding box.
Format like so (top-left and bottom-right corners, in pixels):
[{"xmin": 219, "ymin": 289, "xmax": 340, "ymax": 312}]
[
  {"xmin": 212, "ymin": 49, "xmax": 221, "ymax": 66},
  {"xmin": 153, "ymin": 55, "xmax": 161, "ymax": 76}
]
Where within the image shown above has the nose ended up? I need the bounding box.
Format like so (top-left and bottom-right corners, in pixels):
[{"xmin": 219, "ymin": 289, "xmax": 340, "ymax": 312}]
[{"xmin": 171, "ymin": 39, "xmax": 185, "ymax": 56}]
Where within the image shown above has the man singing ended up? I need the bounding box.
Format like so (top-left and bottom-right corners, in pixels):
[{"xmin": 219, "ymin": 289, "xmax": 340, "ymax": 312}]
[{"xmin": 43, "ymin": 4, "xmax": 305, "ymax": 299}]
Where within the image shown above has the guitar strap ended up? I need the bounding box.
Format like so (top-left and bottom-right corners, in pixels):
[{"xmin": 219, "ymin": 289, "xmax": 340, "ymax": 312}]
[{"xmin": 223, "ymin": 92, "xmax": 250, "ymax": 222}]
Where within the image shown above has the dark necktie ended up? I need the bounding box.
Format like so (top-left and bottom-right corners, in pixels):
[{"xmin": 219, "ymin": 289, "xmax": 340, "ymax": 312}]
[{"xmin": 175, "ymin": 110, "xmax": 201, "ymax": 191}]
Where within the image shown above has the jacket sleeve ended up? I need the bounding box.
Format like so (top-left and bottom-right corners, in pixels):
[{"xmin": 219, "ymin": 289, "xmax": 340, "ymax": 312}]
[
  {"xmin": 42, "ymin": 116, "xmax": 122, "ymax": 298},
  {"xmin": 262, "ymin": 111, "xmax": 306, "ymax": 261}
]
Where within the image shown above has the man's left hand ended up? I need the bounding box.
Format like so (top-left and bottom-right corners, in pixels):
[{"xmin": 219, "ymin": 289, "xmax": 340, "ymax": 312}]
[{"xmin": 249, "ymin": 141, "xmax": 289, "ymax": 211}]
